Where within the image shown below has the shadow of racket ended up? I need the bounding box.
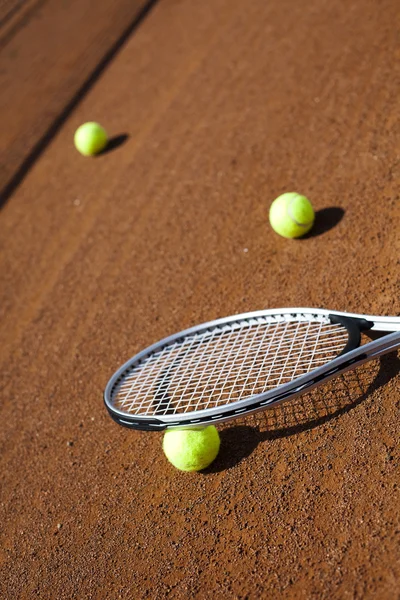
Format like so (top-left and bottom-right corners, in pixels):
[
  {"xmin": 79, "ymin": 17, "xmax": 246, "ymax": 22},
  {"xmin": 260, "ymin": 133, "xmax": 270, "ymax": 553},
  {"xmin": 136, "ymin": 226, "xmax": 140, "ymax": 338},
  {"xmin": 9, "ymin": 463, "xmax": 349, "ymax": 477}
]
[{"xmin": 205, "ymin": 352, "xmax": 400, "ymax": 472}]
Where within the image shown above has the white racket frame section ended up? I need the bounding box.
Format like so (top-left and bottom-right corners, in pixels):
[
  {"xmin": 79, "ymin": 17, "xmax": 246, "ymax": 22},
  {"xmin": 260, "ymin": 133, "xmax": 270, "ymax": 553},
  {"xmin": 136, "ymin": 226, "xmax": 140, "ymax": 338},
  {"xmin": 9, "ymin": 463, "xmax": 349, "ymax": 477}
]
[{"xmin": 104, "ymin": 308, "xmax": 400, "ymax": 429}]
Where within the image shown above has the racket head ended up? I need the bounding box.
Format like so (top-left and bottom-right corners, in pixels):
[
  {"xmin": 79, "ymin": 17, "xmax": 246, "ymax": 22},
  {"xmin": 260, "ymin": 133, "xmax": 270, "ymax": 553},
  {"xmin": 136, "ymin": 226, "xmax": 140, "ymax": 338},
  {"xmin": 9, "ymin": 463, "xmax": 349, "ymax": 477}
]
[{"xmin": 104, "ymin": 309, "xmax": 370, "ymax": 430}]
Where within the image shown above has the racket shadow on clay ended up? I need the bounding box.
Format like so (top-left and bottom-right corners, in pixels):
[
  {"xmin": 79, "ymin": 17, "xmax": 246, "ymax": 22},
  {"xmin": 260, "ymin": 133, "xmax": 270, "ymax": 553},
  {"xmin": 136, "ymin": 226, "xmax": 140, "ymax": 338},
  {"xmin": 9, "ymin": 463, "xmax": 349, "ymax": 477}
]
[{"xmin": 204, "ymin": 352, "xmax": 399, "ymax": 473}]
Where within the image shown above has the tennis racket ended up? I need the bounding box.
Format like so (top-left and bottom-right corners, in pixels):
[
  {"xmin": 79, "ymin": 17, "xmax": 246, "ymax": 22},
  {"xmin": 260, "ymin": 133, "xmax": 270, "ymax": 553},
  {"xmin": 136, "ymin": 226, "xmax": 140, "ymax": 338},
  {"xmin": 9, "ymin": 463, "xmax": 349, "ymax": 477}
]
[{"xmin": 104, "ymin": 308, "xmax": 400, "ymax": 431}]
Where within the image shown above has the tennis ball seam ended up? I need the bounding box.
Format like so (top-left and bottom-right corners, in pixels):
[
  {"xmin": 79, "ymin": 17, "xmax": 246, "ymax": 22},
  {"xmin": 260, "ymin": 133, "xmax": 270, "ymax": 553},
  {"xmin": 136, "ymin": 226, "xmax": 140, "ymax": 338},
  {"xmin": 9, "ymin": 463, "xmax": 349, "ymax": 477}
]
[{"xmin": 287, "ymin": 196, "xmax": 314, "ymax": 227}]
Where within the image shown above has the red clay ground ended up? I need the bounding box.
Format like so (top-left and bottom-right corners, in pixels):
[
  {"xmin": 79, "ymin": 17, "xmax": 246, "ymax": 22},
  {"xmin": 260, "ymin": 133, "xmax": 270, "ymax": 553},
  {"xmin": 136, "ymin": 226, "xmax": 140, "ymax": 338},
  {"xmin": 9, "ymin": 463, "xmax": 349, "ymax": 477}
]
[
  {"xmin": 0, "ymin": 0, "xmax": 399, "ymax": 598},
  {"xmin": 0, "ymin": 0, "xmax": 148, "ymax": 194}
]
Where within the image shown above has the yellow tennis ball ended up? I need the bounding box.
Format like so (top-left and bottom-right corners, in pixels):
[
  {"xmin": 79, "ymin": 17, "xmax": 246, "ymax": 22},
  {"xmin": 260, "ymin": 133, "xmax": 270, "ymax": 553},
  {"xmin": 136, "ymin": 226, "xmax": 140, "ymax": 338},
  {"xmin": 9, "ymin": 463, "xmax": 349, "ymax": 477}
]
[
  {"xmin": 269, "ymin": 192, "xmax": 315, "ymax": 238},
  {"xmin": 74, "ymin": 122, "xmax": 108, "ymax": 156},
  {"xmin": 162, "ymin": 426, "xmax": 220, "ymax": 472}
]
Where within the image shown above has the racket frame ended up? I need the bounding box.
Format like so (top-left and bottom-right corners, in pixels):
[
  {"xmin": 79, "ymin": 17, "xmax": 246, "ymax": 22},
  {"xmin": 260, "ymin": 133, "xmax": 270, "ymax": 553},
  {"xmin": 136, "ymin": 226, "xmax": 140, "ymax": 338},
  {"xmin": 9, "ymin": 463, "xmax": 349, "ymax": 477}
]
[{"xmin": 104, "ymin": 308, "xmax": 400, "ymax": 430}]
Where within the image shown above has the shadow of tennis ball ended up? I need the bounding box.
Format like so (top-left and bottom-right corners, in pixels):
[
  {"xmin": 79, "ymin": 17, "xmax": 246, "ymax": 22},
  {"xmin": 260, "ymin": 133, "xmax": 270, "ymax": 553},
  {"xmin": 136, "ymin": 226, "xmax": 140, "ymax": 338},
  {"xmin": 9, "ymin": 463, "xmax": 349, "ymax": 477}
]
[{"xmin": 302, "ymin": 206, "xmax": 345, "ymax": 238}]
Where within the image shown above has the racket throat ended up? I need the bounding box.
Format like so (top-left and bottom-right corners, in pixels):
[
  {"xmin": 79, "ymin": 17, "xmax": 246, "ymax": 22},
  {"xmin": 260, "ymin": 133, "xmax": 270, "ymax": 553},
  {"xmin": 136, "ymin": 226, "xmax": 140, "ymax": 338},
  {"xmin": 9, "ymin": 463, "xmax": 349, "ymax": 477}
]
[{"xmin": 329, "ymin": 314, "xmax": 373, "ymax": 355}]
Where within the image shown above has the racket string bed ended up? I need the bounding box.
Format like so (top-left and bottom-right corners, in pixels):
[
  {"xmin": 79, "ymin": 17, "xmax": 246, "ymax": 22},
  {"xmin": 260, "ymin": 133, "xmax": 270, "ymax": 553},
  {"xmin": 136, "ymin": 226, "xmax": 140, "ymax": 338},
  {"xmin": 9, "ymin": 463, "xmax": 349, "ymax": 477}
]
[{"xmin": 111, "ymin": 316, "xmax": 349, "ymax": 417}]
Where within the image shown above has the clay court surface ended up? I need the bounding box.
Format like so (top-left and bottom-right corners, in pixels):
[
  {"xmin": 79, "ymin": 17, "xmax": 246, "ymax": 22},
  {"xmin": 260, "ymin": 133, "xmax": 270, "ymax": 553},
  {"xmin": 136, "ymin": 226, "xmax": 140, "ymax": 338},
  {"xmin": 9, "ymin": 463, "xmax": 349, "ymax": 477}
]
[{"xmin": 1, "ymin": 0, "xmax": 399, "ymax": 598}]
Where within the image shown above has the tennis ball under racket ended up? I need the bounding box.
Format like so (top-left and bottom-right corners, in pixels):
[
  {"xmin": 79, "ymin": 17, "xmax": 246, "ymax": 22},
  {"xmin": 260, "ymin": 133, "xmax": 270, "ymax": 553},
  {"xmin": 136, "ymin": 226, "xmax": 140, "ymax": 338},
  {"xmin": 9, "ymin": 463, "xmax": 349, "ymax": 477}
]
[
  {"xmin": 269, "ymin": 192, "xmax": 315, "ymax": 238},
  {"xmin": 74, "ymin": 122, "xmax": 108, "ymax": 156},
  {"xmin": 163, "ymin": 426, "xmax": 220, "ymax": 472}
]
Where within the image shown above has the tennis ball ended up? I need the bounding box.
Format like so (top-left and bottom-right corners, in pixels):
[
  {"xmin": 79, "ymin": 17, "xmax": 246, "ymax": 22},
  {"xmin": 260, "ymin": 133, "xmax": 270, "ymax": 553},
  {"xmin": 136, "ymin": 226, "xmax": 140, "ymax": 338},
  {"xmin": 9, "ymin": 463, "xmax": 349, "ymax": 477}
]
[
  {"xmin": 74, "ymin": 122, "xmax": 108, "ymax": 156},
  {"xmin": 162, "ymin": 426, "xmax": 220, "ymax": 472},
  {"xmin": 269, "ymin": 192, "xmax": 315, "ymax": 238}
]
